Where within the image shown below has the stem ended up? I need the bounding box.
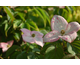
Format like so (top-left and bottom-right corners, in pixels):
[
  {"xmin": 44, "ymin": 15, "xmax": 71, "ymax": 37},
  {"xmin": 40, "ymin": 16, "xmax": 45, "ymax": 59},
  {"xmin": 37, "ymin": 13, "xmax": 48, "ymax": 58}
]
[
  {"xmin": 61, "ymin": 39, "xmax": 67, "ymax": 54},
  {"xmin": 26, "ymin": 43, "xmax": 30, "ymax": 53}
]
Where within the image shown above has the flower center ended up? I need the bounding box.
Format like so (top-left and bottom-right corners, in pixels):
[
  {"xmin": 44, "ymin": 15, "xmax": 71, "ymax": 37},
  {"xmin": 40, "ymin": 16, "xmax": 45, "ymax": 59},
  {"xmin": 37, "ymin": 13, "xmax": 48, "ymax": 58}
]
[
  {"xmin": 31, "ymin": 34, "xmax": 35, "ymax": 37},
  {"xmin": 61, "ymin": 30, "xmax": 65, "ymax": 36},
  {"xmin": 7, "ymin": 44, "xmax": 10, "ymax": 48}
]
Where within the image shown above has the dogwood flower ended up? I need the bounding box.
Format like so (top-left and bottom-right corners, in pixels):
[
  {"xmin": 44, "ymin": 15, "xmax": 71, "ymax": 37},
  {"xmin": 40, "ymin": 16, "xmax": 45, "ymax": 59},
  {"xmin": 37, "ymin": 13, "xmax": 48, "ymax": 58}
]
[
  {"xmin": 44, "ymin": 15, "xmax": 80, "ymax": 43},
  {"xmin": 0, "ymin": 40, "xmax": 14, "ymax": 52},
  {"xmin": 20, "ymin": 28, "xmax": 44, "ymax": 47},
  {"xmin": 58, "ymin": 6, "xmax": 65, "ymax": 8}
]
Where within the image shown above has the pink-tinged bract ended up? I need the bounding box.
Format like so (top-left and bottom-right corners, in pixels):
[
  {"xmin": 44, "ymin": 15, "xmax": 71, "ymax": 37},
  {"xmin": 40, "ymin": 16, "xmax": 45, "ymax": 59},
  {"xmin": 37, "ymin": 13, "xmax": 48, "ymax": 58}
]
[
  {"xmin": 21, "ymin": 28, "xmax": 44, "ymax": 47},
  {"xmin": 58, "ymin": 6, "xmax": 65, "ymax": 8},
  {"xmin": 44, "ymin": 15, "xmax": 80, "ymax": 43},
  {"xmin": 0, "ymin": 40, "xmax": 14, "ymax": 52}
]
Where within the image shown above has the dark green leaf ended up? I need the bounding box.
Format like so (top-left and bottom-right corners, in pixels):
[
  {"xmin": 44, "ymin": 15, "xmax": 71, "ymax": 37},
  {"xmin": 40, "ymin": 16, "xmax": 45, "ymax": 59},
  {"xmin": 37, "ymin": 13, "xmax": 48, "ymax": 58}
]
[
  {"xmin": 27, "ymin": 52, "xmax": 36, "ymax": 59},
  {"xmin": 45, "ymin": 43, "xmax": 64, "ymax": 59},
  {"xmin": 16, "ymin": 51, "xmax": 27, "ymax": 59},
  {"xmin": 6, "ymin": 45, "xmax": 19, "ymax": 57},
  {"xmin": 15, "ymin": 12, "xmax": 25, "ymax": 21}
]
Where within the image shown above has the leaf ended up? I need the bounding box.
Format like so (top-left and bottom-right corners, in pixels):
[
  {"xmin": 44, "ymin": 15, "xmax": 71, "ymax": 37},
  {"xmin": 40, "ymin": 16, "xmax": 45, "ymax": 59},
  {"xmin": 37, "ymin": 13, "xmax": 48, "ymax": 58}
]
[
  {"xmin": 76, "ymin": 53, "xmax": 80, "ymax": 59},
  {"xmin": 27, "ymin": 52, "xmax": 36, "ymax": 59},
  {"xmin": 10, "ymin": 51, "xmax": 21, "ymax": 59},
  {"xmin": 34, "ymin": 7, "xmax": 46, "ymax": 27},
  {"xmin": 71, "ymin": 40, "xmax": 80, "ymax": 53},
  {"xmin": 15, "ymin": 12, "xmax": 25, "ymax": 21},
  {"xmin": 45, "ymin": 43, "xmax": 64, "ymax": 59},
  {"xmin": 67, "ymin": 43, "xmax": 76, "ymax": 55},
  {"xmin": 4, "ymin": 21, "xmax": 12, "ymax": 37},
  {"xmin": 0, "ymin": 20, "xmax": 8, "ymax": 27},
  {"xmin": 40, "ymin": 29, "xmax": 48, "ymax": 35},
  {"xmin": 5, "ymin": 22, "xmax": 8, "ymax": 33},
  {"xmin": 63, "ymin": 54, "xmax": 75, "ymax": 59},
  {"xmin": 66, "ymin": 6, "xmax": 71, "ymax": 13},
  {"xmin": 32, "ymin": 48, "xmax": 40, "ymax": 54},
  {"xmin": 75, "ymin": 55, "xmax": 79, "ymax": 59},
  {"xmin": 6, "ymin": 45, "xmax": 19, "ymax": 57},
  {"xmin": 46, "ymin": 46, "xmax": 55, "ymax": 54},
  {"xmin": 14, "ymin": 32, "xmax": 21, "ymax": 42},
  {"xmin": 13, "ymin": 20, "xmax": 22, "ymax": 29},
  {"xmin": 16, "ymin": 51, "xmax": 27, "ymax": 59},
  {"xmin": 20, "ymin": 22, "xmax": 30, "ymax": 30},
  {"xmin": 3, "ymin": 6, "xmax": 15, "ymax": 21},
  {"xmin": 27, "ymin": 20, "xmax": 39, "ymax": 31},
  {"xmin": 38, "ymin": 8, "xmax": 50, "ymax": 25}
]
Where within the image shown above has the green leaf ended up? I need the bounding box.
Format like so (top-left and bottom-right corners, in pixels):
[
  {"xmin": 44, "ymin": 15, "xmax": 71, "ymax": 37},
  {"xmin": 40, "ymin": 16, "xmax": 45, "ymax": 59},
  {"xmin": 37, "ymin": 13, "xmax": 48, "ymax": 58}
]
[
  {"xmin": 20, "ymin": 22, "xmax": 30, "ymax": 30},
  {"xmin": 76, "ymin": 53, "xmax": 80, "ymax": 59},
  {"xmin": 15, "ymin": 12, "xmax": 25, "ymax": 21},
  {"xmin": 34, "ymin": 7, "xmax": 46, "ymax": 27},
  {"xmin": 38, "ymin": 8, "xmax": 50, "ymax": 25},
  {"xmin": 5, "ymin": 22, "xmax": 8, "ymax": 32},
  {"xmin": 10, "ymin": 51, "xmax": 21, "ymax": 59},
  {"xmin": 63, "ymin": 54, "xmax": 75, "ymax": 59},
  {"xmin": 45, "ymin": 43, "xmax": 64, "ymax": 59},
  {"xmin": 40, "ymin": 29, "xmax": 48, "ymax": 35},
  {"xmin": 46, "ymin": 46, "xmax": 55, "ymax": 54},
  {"xmin": 14, "ymin": 32, "xmax": 21, "ymax": 42},
  {"xmin": 75, "ymin": 55, "xmax": 79, "ymax": 59},
  {"xmin": 16, "ymin": 51, "xmax": 27, "ymax": 59},
  {"xmin": 66, "ymin": 6, "xmax": 71, "ymax": 13},
  {"xmin": 27, "ymin": 52, "xmax": 36, "ymax": 59},
  {"xmin": 27, "ymin": 20, "xmax": 39, "ymax": 31},
  {"xmin": 32, "ymin": 48, "xmax": 40, "ymax": 54},
  {"xmin": 3, "ymin": 6, "xmax": 15, "ymax": 21},
  {"xmin": 0, "ymin": 20, "xmax": 8, "ymax": 27},
  {"xmin": 4, "ymin": 21, "xmax": 12, "ymax": 37},
  {"xmin": 6, "ymin": 45, "xmax": 19, "ymax": 57},
  {"xmin": 13, "ymin": 20, "xmax": 22, "ymax": 29},
  {"xmin": 67, "ymin": 43, "xmax": 76, "ymax": 55},
  {"xmin": 71, "ymin": 40, "xmax": 80, "ymax": 53}
]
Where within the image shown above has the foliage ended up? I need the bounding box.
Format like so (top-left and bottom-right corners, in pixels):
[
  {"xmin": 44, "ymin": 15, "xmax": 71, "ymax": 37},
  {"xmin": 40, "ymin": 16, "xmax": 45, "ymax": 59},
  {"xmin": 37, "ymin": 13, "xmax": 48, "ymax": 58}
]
[{"xmin": 0, "ymin": 6, "xmax": 80, "ymax": 59}]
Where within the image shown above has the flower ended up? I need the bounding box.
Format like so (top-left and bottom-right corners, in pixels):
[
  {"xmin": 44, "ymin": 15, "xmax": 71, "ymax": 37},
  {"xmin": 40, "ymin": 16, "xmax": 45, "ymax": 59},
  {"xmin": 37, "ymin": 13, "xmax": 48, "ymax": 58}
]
[
  {"xmin": 0, "ymin": 40, "xmax": 14, "ymax": 52},
  {"xmin": 20, "ymin": 28, "xmax": 44, "ymax": 47},
  {"xmin": 58, "ymin": 6, "xmax": 65, "ymax": 8},
  {"xmin": 43, "ymin": 15, "xmax": 80, "ymax": 43},
  {"xmin": 10, "ymin": 6, "xmax": 17, "ymax": 8}
]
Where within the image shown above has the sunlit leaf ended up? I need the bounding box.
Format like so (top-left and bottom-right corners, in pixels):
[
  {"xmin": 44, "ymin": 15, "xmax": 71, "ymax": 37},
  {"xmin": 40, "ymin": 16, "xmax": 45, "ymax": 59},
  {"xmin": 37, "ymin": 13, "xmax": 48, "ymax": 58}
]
[
  {"xmin": 34, "ymin": 7, "xmax": 46, "ymax": 27},
  {"xmin": 3, "ymin": 6, "xmax": 15, "ymax": 21},
  {"xmin": 38, "ymin": 8, "xmax": 50, "ymax": 25},
  {"xmin": 27, "ymin": 20, "xmax": 39, "ymax": 31},
  {"xmin": 14, "ymin": 32, "xmax": 21, "ymax": 42},
  {"xmin": 67, "ymin": 43, "xmax": 76, "ymax": 55},
  {"xmin": 13, "ymin": 20, "xmax": 22, "ymax": 29},
  {"xmin": 63, "ymin": 54, "xmax": 75, "ymax": 59}
]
